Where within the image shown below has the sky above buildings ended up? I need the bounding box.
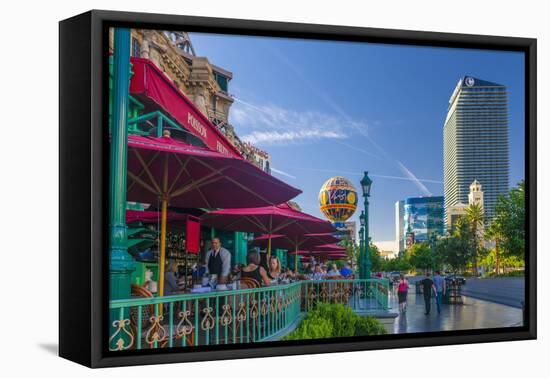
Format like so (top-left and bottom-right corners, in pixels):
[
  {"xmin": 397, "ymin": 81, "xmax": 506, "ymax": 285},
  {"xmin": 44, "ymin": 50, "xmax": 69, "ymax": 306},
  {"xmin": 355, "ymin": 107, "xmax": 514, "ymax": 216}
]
[{"xmin": 188, "ymin": 31, "xmax": 525, "ymax": 242}]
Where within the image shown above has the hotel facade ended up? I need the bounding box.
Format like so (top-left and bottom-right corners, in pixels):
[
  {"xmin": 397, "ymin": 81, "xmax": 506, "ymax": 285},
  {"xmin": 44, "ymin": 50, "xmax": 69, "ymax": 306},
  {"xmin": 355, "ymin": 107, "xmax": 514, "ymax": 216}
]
[{"xmin": 443, "ymin": 76, "xmax": 509, "ymax": 228}]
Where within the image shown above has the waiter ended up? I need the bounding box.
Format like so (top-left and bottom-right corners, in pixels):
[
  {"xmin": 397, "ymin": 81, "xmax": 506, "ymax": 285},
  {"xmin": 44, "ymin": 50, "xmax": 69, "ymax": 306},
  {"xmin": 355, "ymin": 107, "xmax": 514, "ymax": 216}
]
[{"xmin": 204, "ymin": 237, "xmax": 231, "ymax": 284}]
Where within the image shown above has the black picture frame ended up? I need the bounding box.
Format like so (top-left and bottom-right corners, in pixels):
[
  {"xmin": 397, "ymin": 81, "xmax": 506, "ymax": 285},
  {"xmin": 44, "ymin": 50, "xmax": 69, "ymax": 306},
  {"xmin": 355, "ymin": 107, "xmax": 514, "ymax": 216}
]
[{"xmin": 59, "ymin": 9, "xmax": 537, "ymax": 368}]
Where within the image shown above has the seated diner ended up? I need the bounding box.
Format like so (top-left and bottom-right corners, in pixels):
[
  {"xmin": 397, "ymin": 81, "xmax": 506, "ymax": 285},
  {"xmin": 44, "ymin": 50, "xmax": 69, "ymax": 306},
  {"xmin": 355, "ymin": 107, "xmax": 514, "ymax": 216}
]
[{"xmin": 240, "ymin": 251, "xmax": 272, "ymax": 287}]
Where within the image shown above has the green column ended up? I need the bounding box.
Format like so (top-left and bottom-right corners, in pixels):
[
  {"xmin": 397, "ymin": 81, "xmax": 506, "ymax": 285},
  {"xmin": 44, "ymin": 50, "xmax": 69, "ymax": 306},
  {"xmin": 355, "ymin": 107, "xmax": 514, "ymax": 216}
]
[
  {"xmin": 109, "ymin": 27, "xmax": 135, "ymax": 302},
  {"xmin": 359, "ymin": 226, "xmax": 364, "ymax": 279},
  {"xmin": 234, "ymin": 232, "xmax": 247, "ymax": 265},
  {"xmin": 363, "ymin": 198, "xmax": 371, "ymax": 279},
  {"xmin": 275, "ymin": 249, "xmax": 287, "ymax": 268}
]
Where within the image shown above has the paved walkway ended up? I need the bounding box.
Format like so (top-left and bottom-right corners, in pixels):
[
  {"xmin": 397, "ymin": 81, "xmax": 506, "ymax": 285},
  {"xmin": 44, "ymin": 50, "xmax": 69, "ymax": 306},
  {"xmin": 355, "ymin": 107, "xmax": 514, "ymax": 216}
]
[
  {"xmin": 460, "ymin": 277, "xmax": 525, "ymax": 308},
  {"xmin": 388, "ymin": 290, "xmax": 523, "ymax": 334}
]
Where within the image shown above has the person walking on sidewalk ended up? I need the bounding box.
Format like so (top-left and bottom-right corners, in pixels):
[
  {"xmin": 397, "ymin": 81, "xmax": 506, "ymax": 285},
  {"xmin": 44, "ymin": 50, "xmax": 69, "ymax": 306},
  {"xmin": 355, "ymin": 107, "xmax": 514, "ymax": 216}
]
[
  {"xmin": 421, "ymin": 272, "xmax": 437, "ymax": 315},
  {"xmin": 397, "ymin": 274, "xmax": 409, "ymax": 313},
  {"xmin": 433, "ymin": 270, "xmax": 446, "ymax": 314}
]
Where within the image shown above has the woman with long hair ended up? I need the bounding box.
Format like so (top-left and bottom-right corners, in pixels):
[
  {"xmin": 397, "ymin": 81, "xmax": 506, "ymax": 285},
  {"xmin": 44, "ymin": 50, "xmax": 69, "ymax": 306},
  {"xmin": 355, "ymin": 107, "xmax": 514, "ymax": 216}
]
[{"xmin": 267, "ymin": 255, "xmax": 281, "ymax": 281}]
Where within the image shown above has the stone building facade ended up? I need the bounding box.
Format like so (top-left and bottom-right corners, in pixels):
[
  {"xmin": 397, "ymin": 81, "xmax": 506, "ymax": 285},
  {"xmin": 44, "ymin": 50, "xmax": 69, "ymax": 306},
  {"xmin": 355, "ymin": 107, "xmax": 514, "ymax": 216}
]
[{"xmin": 109, "ymin": 28, "xmax": 271, "ymax": 172}]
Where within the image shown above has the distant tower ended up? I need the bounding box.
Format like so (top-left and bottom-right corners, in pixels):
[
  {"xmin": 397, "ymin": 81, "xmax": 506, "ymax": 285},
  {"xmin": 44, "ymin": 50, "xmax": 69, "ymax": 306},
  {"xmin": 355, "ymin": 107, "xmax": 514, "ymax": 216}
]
[
  {"xmin": 395, "ymin": 200, "xmax": 405, "ymax": 252},
  {"xmin": 468, "ymin": 180, "xmax": 485, "ymax": 238},
  {"xmin": 443, "ymin": 76, "xmax": 509, "ymax": 228},
  {"xmin": 468, "ymin": 180, "xmax": 485, "ymax": 210}
]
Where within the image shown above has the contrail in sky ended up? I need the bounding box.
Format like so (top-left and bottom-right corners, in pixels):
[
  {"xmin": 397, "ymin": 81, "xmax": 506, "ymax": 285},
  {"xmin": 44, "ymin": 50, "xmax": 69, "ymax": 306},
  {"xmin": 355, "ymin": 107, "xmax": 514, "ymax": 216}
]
[
  {"xmin": 271, "ymin": 167, "xmax": 296, "ymax": 179},
  {"xmin": 267, "ymin": 46, "xmax": 435, "ymax": 196},
  {"xmin": 292, "ymin": 167, "xmax": 442, "ymax": 185},
  {"xmin": 396, "ymin": 161, "xmax": 432, "ymax": 196},
  {"xmin": 334, "ymin": 140, "xmax": 383, "ymax": 160}
]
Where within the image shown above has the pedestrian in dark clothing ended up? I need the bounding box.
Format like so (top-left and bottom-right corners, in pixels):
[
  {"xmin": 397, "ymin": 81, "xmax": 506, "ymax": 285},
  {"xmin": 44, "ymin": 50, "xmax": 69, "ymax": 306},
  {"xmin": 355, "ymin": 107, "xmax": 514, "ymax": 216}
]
[
  {"xmin": 421, "ymin": 272, "xmax": 437, "ymax": 315},
  {"xmin": 433, "ymin": 271, "xmax": 446, "ymax": 314}
]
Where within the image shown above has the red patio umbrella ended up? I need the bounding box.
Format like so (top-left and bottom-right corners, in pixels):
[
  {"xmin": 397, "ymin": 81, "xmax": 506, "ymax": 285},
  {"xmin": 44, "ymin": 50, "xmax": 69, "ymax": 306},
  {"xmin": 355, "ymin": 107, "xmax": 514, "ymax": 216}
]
[
  {"xmin": 326, "ymin": 253, "xmax": 349, "ymax": 259},
  {"xmin": 252, "ymin": 233, "xmax": 340, "ymax": 272},
  {"xmin": 126, "ymin": 209, "xmax": 187, "ymax": 224},
  {"xmin": 201, "ymin": 203, "xmax": 336, "ymax": 257},
  {"xmin": 312, "ymin": 244, "xmax": 345, "ymax": 252},
  {"xmin": 126, "ymin": 135, "xmax": 302, "ymax": 296}
]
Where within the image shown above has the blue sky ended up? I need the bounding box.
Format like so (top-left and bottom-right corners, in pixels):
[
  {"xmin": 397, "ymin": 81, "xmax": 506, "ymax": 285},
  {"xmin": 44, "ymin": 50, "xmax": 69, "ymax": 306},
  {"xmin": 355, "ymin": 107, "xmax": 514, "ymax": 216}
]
[{"xmin": 189, "ymin": 32, "xmax": 525, "ymax": 242}]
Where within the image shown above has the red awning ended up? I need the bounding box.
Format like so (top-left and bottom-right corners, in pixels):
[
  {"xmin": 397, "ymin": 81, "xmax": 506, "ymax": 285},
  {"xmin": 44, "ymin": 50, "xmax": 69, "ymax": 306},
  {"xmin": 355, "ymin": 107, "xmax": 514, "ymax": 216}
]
[
  {"xmin": 129, "ymin": 57, "xmax": 242, "ymax": 158},
  {"xmin": 201, "ymin": 202, "xmax": 336, "ymax": 238},
  {"xmin": 127, "ymin": 135, "xmax": 302, "ymax": 209}
]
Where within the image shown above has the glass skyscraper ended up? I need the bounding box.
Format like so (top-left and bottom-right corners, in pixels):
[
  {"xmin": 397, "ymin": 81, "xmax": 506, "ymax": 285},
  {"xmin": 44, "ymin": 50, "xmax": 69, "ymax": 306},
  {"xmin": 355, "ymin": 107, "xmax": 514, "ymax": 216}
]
[
  {"xmin": 401, "ymin": 196, "xmax": 444, "ymax": 244},
  {"xmin": 443, "ymin": 76, "xmax": 509, "ymax": 227}
]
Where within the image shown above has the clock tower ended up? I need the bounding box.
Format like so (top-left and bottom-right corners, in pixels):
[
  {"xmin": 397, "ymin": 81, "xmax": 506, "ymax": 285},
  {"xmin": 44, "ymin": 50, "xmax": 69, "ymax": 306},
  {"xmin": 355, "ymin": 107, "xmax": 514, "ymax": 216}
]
[{"xmin": 468, "ymin": 179, "xmax": 484, "ymax": 211}]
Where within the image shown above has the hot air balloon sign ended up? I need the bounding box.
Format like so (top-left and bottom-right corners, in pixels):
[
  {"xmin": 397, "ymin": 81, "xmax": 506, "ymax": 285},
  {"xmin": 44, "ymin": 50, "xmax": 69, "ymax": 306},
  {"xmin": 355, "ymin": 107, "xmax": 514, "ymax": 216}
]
[{"xmin": 318, "ymin": 176, "xmax": 358, "ymax": 222}]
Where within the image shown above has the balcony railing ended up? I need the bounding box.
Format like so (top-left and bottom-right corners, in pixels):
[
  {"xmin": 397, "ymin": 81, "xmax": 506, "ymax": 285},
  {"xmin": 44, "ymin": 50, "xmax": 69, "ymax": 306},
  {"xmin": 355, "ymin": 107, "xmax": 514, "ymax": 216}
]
[{"xmin": 109, "ymin": 278, "xmax": 389, "ymax": 351}]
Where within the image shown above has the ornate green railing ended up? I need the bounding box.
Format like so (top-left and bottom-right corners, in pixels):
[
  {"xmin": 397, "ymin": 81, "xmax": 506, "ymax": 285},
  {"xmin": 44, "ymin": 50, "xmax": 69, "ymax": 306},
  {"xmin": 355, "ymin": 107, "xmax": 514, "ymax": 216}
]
[
  {"xmin": 301, "ymin": 279, "xmax": 389, "ymax": 312},
  {"xmin": 109, "ymin": 278, "xmax": 389, "ymax": 351}
]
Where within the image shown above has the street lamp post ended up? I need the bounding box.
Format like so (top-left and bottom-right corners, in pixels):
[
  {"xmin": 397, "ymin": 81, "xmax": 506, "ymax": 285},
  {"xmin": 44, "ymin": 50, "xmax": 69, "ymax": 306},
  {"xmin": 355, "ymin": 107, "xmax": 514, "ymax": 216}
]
[
  {"xmin": 360, "ymin": 172, "xmax": 373, "ymax": 279},
  {"xmin": 359, "ymin": 217, "xmax": 364, "ymax": 279}
]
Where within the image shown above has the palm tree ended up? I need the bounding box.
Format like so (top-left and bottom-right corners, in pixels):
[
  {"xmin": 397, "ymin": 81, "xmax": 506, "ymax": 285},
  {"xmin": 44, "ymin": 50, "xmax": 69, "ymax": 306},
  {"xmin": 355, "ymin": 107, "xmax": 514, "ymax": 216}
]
[
  {"xmin": 485, "ymin": 222, "xmax": 500, "ymax": 275},
  {"xmin": 485, "ymin": 215, "xmax": 506, "ymax": 276},
  {"xmin": 342, "ymin": 236, "xmax": 358, "ymax": 271},
  {"xmin": 465, "ymin": 203, "xmax": 484, "ymax": 275}
]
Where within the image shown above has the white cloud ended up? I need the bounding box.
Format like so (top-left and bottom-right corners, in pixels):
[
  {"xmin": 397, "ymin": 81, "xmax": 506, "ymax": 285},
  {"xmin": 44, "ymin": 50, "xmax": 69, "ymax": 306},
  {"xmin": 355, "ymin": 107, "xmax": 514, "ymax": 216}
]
[
  {"xmin": 242, "ymin": 129, "xmax": 346, "ymax": 144},
  {"xmin": 231, "ymin": 98, "xmax": 361, "ymax": 146}
]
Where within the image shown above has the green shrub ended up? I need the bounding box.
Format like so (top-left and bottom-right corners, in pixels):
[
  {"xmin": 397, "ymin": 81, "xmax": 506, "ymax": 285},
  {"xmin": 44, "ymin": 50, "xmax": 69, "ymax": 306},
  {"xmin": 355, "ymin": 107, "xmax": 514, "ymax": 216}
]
[
  {"xmin": 316, "ymin": 303, "xmax": 357, "ymax": 337},
  {"xmin": 283, "ymin": 302, "xmax": 387, "ymax": 340},
  {"xmin": 283, "ymin": 313, "xmax": 333, "ymax": 340},
  {"xmin": 355, "ymin": 316, "xmax": 387, "ymax": 336}
]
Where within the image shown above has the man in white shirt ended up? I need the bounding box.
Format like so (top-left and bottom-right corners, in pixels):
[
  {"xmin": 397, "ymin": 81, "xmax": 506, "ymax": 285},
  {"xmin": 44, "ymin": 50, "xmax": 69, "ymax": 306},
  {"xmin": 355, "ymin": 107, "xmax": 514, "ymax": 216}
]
[{"xmin": 204, "ymin": 237, "xmax": 231, "ymax": 284}]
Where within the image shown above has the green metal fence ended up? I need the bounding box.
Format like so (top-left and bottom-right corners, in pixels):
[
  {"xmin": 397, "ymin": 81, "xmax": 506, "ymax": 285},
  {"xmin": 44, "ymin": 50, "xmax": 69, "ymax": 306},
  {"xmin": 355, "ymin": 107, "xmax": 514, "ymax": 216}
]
[
  {"xmin": 301, "ymin": 279, "xmax": 389, "ymax": 312},
  {"xmin": 109, "ymin": 278, "xmax": 389, "ymax": 351}
]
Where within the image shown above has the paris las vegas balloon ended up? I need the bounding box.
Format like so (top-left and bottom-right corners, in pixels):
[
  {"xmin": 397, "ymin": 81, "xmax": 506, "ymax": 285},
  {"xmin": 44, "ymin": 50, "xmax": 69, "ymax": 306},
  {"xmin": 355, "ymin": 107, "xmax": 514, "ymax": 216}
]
[{"xmin": 318, "ymin": 176, "xmax": 358, "ymax": 222}]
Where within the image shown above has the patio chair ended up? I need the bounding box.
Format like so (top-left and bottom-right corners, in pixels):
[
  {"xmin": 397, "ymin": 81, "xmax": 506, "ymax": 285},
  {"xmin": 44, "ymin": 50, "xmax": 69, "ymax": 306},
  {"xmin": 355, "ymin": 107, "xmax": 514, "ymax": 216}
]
[
  {"xmin": 129, "ymin": 284, "xmax": 194, "ymax": 348},
  {"xmin": 232, "ymin": 277, "xmax": 261, "ymax": 343},
  {"xmin": 129, "ymin": 284, "xmax": 158, "ymax": 349},
  {"xmin": 239, "ymin": 277, "xmax": 261, "ymax": 289}
]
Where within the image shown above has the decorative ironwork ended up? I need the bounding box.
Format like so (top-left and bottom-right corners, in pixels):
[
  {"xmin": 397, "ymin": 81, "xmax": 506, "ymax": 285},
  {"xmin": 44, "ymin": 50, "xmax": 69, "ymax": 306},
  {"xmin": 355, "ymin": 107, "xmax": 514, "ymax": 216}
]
[
  {"xmin": 236, "ymin": 301, "xmax": 247, "ymax": 322},
  {"xmin": 145, "ymin": 315, "xmax": 167, "ymax": 345},
  {"xmin": 109, "ymin": 279, "xmax": 390, "ymax": 350},
  {"xmin": 344, "ymin": 284, "xmax": 352, "ymax": 301},
  {"xmin": 269, "ymin": 294, "xmax": 277, "ymax": 313},
  {"xmin": 201, "ymin": 307, "xmax": 215, "ymax": 330},
  {"xmin": 331, "ymin": 285, "xmax": 340, "ymax": 303},
  {"xmin": 320, "ymin": 284, "xmax": 329, "ymax": 302},
  {"xmin": 250, "ymin": 299, "xmax": 259, "ymax": 319},
  {"xmin": 308, "ymin": 286, "xmax": 317, "ymax": 305},
  {"xmin": 176, "ymin": 310, "xmax": 194, "ymax": 337},
  {"xmin": 220, "ymin": 304, "xmax": 233, "ymax": 326},
  {"xmin": 286, "ymin": 296, "xmax": 292, "ymax": 307},
  {"xmin": 109, "ymin": 319, "xmax": 134, "ymax": 351},
  {"xmin": 260, "ymin": 298, "xmax": 268, "ymax": 316}
]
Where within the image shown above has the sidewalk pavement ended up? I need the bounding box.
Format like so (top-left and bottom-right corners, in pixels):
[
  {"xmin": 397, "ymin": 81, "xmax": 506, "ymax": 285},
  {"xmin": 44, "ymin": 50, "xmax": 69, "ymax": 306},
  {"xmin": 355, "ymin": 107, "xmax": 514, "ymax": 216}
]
[{"xmin": 389, "ymin": 290, "xmax": 523, "ymax": 334}]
